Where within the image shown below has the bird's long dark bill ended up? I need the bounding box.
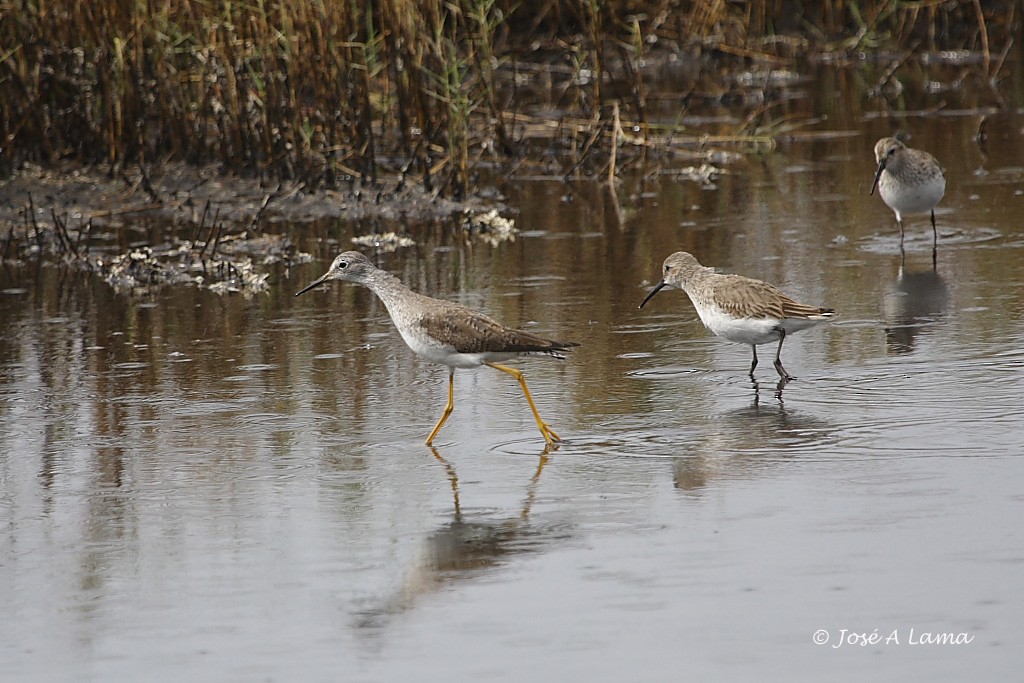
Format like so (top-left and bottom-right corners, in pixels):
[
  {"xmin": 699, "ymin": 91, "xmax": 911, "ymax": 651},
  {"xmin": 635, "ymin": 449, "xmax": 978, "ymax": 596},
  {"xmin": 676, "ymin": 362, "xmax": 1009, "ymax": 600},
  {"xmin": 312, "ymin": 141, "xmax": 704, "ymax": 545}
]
[
  {"xmin": 295, "ymin": 273, "xmax": 330, "ymax": 297},
  {"xmin": 869, "ymin": 161, "xmax": 885, "ymax": 196},
  {"xmin": 639, "ymin": 281, "xmax": 669, "ymax": 309}
]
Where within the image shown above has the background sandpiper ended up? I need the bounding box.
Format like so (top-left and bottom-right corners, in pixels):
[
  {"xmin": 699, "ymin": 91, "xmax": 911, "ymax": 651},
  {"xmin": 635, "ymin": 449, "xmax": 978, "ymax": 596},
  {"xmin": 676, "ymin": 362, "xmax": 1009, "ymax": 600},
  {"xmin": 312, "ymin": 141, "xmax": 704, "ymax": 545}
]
[{"xmin": 870, "ymin": 136, "xmax": 946, "ymax": 260}]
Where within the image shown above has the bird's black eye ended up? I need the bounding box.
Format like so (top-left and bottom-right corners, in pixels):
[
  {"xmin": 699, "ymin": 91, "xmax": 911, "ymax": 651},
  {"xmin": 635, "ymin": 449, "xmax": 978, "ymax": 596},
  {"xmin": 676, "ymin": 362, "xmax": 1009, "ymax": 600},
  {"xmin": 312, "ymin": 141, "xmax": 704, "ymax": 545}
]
[
  {"xmin": 339, "ymin": 261, "xmax": 348, "ymax": 269},
  {"xmin": 888, "ymin": 147, "xmax": 897, "ymax": 155},
  {"xmin": 664, "ymin": 264, "xmax": 670, "ymax": 273}
]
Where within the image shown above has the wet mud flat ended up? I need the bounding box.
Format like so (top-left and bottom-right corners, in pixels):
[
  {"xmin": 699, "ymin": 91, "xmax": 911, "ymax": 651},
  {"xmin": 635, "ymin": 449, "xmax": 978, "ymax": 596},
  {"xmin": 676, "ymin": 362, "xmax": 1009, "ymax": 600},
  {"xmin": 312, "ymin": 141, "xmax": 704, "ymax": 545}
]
[
  {"xmin": 0, "ymin": 161, "xmax": 504, "ymax": 229},
  {"xmin": 0, "ymin": 161, "xmax": 511, "ymax": 294}
]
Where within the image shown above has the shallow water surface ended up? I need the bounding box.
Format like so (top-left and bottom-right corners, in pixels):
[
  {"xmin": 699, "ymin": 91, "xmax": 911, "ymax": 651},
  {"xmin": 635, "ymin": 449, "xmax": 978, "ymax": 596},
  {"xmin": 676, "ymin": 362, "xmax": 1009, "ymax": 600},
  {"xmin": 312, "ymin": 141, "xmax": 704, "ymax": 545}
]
[{"xmin": 3, "ymin": 75, "xmax": 1024, "ymax": 681}]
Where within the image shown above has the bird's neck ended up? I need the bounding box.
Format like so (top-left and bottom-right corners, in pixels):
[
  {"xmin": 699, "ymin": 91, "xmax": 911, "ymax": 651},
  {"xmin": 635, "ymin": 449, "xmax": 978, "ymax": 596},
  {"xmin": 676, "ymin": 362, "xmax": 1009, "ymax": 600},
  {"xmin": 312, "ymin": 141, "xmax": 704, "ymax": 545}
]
[{"xmin": 363, "ymin": 270, "xmax": 416, "ymax": 312}]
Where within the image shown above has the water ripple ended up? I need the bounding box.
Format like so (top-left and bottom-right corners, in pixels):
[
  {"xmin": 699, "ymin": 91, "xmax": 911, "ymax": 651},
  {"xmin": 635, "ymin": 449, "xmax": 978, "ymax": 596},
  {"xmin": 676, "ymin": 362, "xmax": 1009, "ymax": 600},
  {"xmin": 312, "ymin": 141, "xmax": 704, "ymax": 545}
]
[{"xmin": 858, "ymin": 225, "xmax": 1002, "ymax": 254}]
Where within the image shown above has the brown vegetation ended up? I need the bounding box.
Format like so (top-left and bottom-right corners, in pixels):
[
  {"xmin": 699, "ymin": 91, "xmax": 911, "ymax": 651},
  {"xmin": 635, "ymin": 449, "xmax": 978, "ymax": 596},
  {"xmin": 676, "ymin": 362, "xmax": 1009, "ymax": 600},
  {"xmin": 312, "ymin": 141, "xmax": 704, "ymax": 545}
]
[{"xmin": 1, "ymin": 0, "xmax": 1018, "ymax": 195}]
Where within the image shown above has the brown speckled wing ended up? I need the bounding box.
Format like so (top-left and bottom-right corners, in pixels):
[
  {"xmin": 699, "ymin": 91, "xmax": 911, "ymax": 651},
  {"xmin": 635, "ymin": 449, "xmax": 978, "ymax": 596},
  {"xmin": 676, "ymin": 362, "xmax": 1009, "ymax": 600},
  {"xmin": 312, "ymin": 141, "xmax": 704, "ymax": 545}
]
[
  {"xmin": 710, "ymin": 275, "xmax": 831, "ymax": 321},
  {"xmin": 417, "ymin": 302, "xmax": 577, "ymax": 354}
]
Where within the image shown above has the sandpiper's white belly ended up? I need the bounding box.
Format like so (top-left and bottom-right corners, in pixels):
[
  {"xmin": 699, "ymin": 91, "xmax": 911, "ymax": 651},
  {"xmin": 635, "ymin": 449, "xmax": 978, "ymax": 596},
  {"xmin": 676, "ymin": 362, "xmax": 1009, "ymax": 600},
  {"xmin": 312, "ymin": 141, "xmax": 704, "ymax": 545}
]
[
  {"xmin": 695, "ymin": 305, "xmax": 778, "ymax": 345},
  {"xmin": 879, "ymin": 173, "xmax": 945, "ymax": 217},
  {"xmin": 693, "ymin": 303, "xmax": 821, "ymax": 347}
]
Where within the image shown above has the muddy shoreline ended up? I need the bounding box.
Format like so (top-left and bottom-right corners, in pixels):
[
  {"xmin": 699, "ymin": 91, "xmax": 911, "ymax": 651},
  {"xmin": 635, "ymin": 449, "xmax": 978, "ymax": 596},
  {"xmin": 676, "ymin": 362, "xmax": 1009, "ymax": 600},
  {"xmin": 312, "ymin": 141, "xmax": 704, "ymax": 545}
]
[
  {"xmin": 0, "ymin": 161, "xmax": 501, "ymax": 235},
  {"xmin": 0, "ymin": 161, "xmax": 511, "ymax": 295}
]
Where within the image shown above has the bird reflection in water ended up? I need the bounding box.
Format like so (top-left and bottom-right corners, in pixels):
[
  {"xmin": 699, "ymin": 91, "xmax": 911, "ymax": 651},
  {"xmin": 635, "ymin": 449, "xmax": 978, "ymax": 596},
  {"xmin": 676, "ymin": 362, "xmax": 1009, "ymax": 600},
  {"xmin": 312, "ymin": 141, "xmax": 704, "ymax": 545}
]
[
  {"xmin": 883, "ymin": 261, "xmax": 949, "ymax": 355},
  {"xmin": 751, "ymin": 376, "xmax": 789, "ymax": 406},
  {"xmin": 354, "ymin": 446, "xmax": 564, "ymax": 630},
  {"xmin": 674, "ymin": 396, "xmax": 833, "ymax": 492}
]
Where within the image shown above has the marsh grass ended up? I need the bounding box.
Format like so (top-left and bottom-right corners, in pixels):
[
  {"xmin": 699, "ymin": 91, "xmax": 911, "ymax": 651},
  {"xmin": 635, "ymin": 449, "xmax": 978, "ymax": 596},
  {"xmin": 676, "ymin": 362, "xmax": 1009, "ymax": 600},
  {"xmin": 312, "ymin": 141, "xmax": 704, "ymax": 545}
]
[{"xmin": 1, "ymin": 1, "xmax": 1018, "ymax": 192}]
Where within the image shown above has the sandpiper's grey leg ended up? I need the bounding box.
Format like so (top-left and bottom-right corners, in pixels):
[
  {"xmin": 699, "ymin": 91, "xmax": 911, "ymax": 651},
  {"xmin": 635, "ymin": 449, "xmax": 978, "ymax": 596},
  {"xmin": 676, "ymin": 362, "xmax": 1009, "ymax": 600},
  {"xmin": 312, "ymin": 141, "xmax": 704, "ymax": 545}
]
[{"xmin": 773, "ymin": 329, "xmax": 792, "ymax": 381}]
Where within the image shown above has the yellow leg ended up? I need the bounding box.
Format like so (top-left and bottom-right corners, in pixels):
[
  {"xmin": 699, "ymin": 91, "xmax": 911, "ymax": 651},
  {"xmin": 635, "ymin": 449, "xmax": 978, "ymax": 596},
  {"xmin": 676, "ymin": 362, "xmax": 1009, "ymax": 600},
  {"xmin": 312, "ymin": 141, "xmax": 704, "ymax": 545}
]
[
  {"xmin": 425, "ymin": 370, "xmax": 455, "ymax": 446},
  {"xmin": 487, "ymin": 363, "xmax": 561, "ymax": 444}
]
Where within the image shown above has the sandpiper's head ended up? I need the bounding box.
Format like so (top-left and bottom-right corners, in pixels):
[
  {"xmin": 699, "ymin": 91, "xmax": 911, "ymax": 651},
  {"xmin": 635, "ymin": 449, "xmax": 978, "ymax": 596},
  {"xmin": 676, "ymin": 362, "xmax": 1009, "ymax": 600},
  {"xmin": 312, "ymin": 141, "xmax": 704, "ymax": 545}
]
[
  {"xmin": 873, "ymin": 137, "xmax": 906, "ymax": 164},
  {"xmin": 639, "ymin": 251, "xmax": 704, "ymax": 309},
  {"xmin": 295, "ymin": 251, "xmax": 376, "ymax": 296},
  {"xmin": 870, "ymin": 137, "xmax": 906, "ymax": 195}
]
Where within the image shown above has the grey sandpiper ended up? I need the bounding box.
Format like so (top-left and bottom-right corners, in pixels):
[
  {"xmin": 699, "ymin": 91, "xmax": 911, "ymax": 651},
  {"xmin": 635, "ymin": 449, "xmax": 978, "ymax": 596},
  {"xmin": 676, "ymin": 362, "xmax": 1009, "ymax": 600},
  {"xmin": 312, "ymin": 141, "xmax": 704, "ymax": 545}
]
[{"xmin": 640, "ymin": 251, "xmax": 834, "ymax": 381}]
